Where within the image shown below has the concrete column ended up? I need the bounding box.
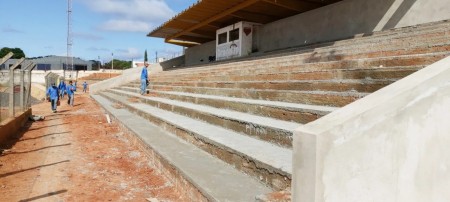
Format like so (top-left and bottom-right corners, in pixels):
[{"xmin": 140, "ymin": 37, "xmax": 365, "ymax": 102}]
[
  {"xmin": 0, "ymin": 52, "xmax": 13, "ymax": 65},
  {"xmin": 20, "ymin": 70, "xmax": 24, "ymax": 112},
  {"xmin": 8, "ymin": 57, "xmax": 25, "ymax": 117},
  {"xmin": 9, "ymin": 68, "xmax": 14, "ymax": 117}
]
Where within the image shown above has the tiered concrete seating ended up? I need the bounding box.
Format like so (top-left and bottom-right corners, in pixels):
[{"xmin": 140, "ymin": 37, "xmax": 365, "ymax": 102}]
[{"xmin": 92, "ymin": 20, "xmax": 450, "ymax": 200}]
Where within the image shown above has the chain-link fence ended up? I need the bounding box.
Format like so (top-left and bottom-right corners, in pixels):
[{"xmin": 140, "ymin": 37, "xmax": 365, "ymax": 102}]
[
  {"xmin": 0, "ymin": 70, "xmax": 33, "ymax": 123},
  {"xmin": 0, "ymin": 54, "xmax": 34, "ymax": 124}
]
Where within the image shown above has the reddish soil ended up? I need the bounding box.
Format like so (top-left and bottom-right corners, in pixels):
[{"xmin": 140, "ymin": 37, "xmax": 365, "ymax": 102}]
[
  {"xmin": 80, "ymin": 73, "xmax": 121, "ymax": 81},
  {"xmin": 0, "ymin": 92, "xmax": 184, "ymax": 201}
]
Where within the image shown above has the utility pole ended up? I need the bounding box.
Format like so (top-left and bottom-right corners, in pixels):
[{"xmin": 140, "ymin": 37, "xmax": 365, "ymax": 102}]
[
  {"xmin": 155, "ymin": 51, "xmax": 158, "ymax": 63},
  {"xmin": 66, "ymin": 0, "xmax": 73, "ymax": 79}
]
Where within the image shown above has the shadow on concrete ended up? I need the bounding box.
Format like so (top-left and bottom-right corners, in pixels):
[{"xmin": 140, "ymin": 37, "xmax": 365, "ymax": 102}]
[
  {"xmin": 1, "ymin": 143, "xmax": 71, "ymax": 156},
  {"xmin": 0, "ymin": 160, "xmax": 70, "ymax": 178},
  {"xmin": 18, "ymin": 190, "xmax": 68, "ymax": 202},
  {"xmin": 383, "ymin": 0, "xmax": 418, "ymax": 29},
  {"xmin": 18, "ymin": 131, "xmax": 71, "ymax": 142}
]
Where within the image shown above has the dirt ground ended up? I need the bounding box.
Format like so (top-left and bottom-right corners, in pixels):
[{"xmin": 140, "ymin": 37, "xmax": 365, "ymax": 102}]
[{"xmin": 0, "ymin": 91, "xmax": 184, "ymax": 201}]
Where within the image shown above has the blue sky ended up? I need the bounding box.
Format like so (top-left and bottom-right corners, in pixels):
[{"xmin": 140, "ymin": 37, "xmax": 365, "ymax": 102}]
[{"xmin": 0, "ymin": 0, "xmax": 196, "ymax": 63}]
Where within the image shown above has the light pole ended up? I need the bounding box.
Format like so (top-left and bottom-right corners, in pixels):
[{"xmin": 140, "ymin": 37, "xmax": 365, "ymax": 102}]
[
  {"xmin": 111, "ymin": 53, "xmax": 114, "ymax": 71},
  {"xmin": 98, "ymin": 56, "xmax": 100, "ymax": 70}
]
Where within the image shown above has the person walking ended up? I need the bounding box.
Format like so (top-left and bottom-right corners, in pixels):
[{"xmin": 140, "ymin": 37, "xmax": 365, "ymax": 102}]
[
  {"xmin": 58, "ymin": 80, "xmax": 66, "ymax": 99},
  {"xmin": 82, "ymin": 81, "xmax": 88, "ymax": 93},
  {"xmin": 66, "ymin": 81, "xmax": 76, "ymax": 107},
  {"xmin": 140, "ymin": 62, "xmax": 149, "ymax": 95},
  {"xmin": 46, "ymin": 83, "xmax": 60, "ymax": 113}
]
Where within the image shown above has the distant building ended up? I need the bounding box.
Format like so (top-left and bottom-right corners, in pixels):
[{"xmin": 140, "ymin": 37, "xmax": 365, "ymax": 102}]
[
  {"xmin": 29, "ymin": 56, "xmax": 94, "ymax": 71},
  {"xmin": 0, "ymin": 59, "xmax": 24, "ymax": 70},
  {"xmin": 0, "ymin": 56, "xmax": 94, "ymax": 71}
]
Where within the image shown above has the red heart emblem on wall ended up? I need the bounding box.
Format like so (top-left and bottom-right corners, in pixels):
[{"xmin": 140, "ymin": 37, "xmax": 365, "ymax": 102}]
[{"xmin": 243, "ymin": 27, "xmax": 252, "ymax": 36}]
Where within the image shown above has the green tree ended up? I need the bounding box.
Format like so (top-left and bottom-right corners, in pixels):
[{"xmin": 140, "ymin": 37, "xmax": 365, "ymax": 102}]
[
  {"xmin": 0, "ymin": 47, "xmax": 26, "ymax": 59},
  {"xmin": 104, "ymin": 59, "xmax": 132, "ymax": 70},
  {"xmin": 144, "ymin": 49, "xmax": 148, "ymax": 62}
]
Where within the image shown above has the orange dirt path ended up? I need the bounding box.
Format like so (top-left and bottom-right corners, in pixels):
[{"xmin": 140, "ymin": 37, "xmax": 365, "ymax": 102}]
[{"xmin": 0, "ymin": 92, "xmax": 184, "ymax": 201}]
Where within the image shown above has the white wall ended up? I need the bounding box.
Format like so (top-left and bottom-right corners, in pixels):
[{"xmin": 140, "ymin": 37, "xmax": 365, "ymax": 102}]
[
  {"xmin": 30, "ymin": 70, "xmax": 106, "ymax": 84},
  {"xmin": 293, "ymin": 56, "xmax": 450, "ymax": 202}
]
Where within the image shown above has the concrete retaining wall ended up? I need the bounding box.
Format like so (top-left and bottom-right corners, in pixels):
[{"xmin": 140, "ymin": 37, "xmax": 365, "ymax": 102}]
[
  {"xmin": 160, "ymin": 55, "xmax": 185, "ymax": 70},
  {"xmin": 260, "ymin": 0, "xmax": 450, "ymax": 52},
  {"xmin": 185, "ymin": 40, "xmax": 216, "ymax": 66},
  {"xmin": 31, "ymin": 70, "xmax": 105, "ymax": 84},
  {"xmin": 89, "ymin": 64, "xmax": 162, "ymax": 94},
  {"xmin": 293, "ymin": 56, "xmax": 450, "ymax": 202},
  {"xmin": 0, "ymin": 108, "xmax": 32, "ymax": 144}
]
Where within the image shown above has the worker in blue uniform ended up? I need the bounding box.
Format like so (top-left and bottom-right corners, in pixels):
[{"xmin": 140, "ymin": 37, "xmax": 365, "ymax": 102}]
[
  {"xmin": 66, "ymin": 81, "xmax": 76, "ymax": 106},
  {"xmin": 46, "ymin": 83, "xmax": 60, "ymax": 113}
]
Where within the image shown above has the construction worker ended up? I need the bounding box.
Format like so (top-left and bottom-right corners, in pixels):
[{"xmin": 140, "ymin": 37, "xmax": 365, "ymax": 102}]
[
  {"xmin": 82, "ymin": 81, "xmax": 88, "ymax": 93},
  {"xmin": 58, "ymin": 80, "xmax": 66, "ymax": 99},
  {"xmin": 66, "ymin": 81, "xmax": 76, "ymax": 106},
  {"xmin": 46, "ymin": 83, "xmax": 60, "ymax": 113},
  {"xmin": 140, "ymin": 62, "xmax": 149, "ymax": 95}
]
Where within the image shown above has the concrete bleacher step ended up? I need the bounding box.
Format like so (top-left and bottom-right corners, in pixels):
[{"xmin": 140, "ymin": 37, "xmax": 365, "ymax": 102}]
[
  {"xmin": 115, "ymin": 87, "xmax": 336, "ymax": 123},
  {"xmin": 159, "ymin": 21, "xmax": 450, "ymax": 75},
  {"xmin": 154, "ymin": 66, "xmax": 422, "ymax": 83},
  {"xmin": 106, "ymin": 88, "xmax": 301, "ymax": 147},
  {"xmin": 153, "ymin": 52, "xmax": 449, "ymax": 82},
  {"xmin": 118, "ymin": 86, "xmax": 367, "ymax": 107},
  {"xmin": 156, "ymin": 23, "xmax": 450, "ymax": 76},
  {"xmin": 175, "ymin": 66, "xmax": 423, "ymax": 83},
  {"xmin": 161, "ymin": 39, "xmax": 449, "ymax": 77},
  {"xmin": 97, "ymin": 92, "xmax": 293, "ymax": 190},
  {"xmin": 91, "ymin": 94, "xmax": 273, "ymax": 201},
  {"xmin": 141, "ymin": 79, "xmax": 394, "ymax": 93}
]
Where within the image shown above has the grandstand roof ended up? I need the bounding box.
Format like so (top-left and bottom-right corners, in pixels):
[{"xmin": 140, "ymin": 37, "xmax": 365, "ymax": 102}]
[{"xmin": 148, "ymin": 0, "xmax": 341, "ymax": 47}]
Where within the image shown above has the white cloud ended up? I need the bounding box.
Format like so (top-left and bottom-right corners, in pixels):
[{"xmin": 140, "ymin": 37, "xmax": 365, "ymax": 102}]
[
  {"xmin": 74, "ymin": 32, "xmax": 104, "ymax": 41},
  {"xmin": 87, "ymin": 47, "xmax": 110, "ymax": 52},
  {"xmin": 81, "ymin": 0, "xmax": 175, "ymax": 32},
  {"xmin": 114, "ymin": 47, "xmax": 142, "ymax": 60},
  {"xmin": 99, "ymin": 20, "xmax": 151, "ymax": 32},
  {"xmin": 2, "ymin": 25, "xmax": 24, "ymax": 33}
]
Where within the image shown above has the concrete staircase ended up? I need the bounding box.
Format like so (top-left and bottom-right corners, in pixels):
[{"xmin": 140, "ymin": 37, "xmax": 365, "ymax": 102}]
[{"xmin": 91, "ymin": 20, "xmax": 450, "ymax": 201}]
